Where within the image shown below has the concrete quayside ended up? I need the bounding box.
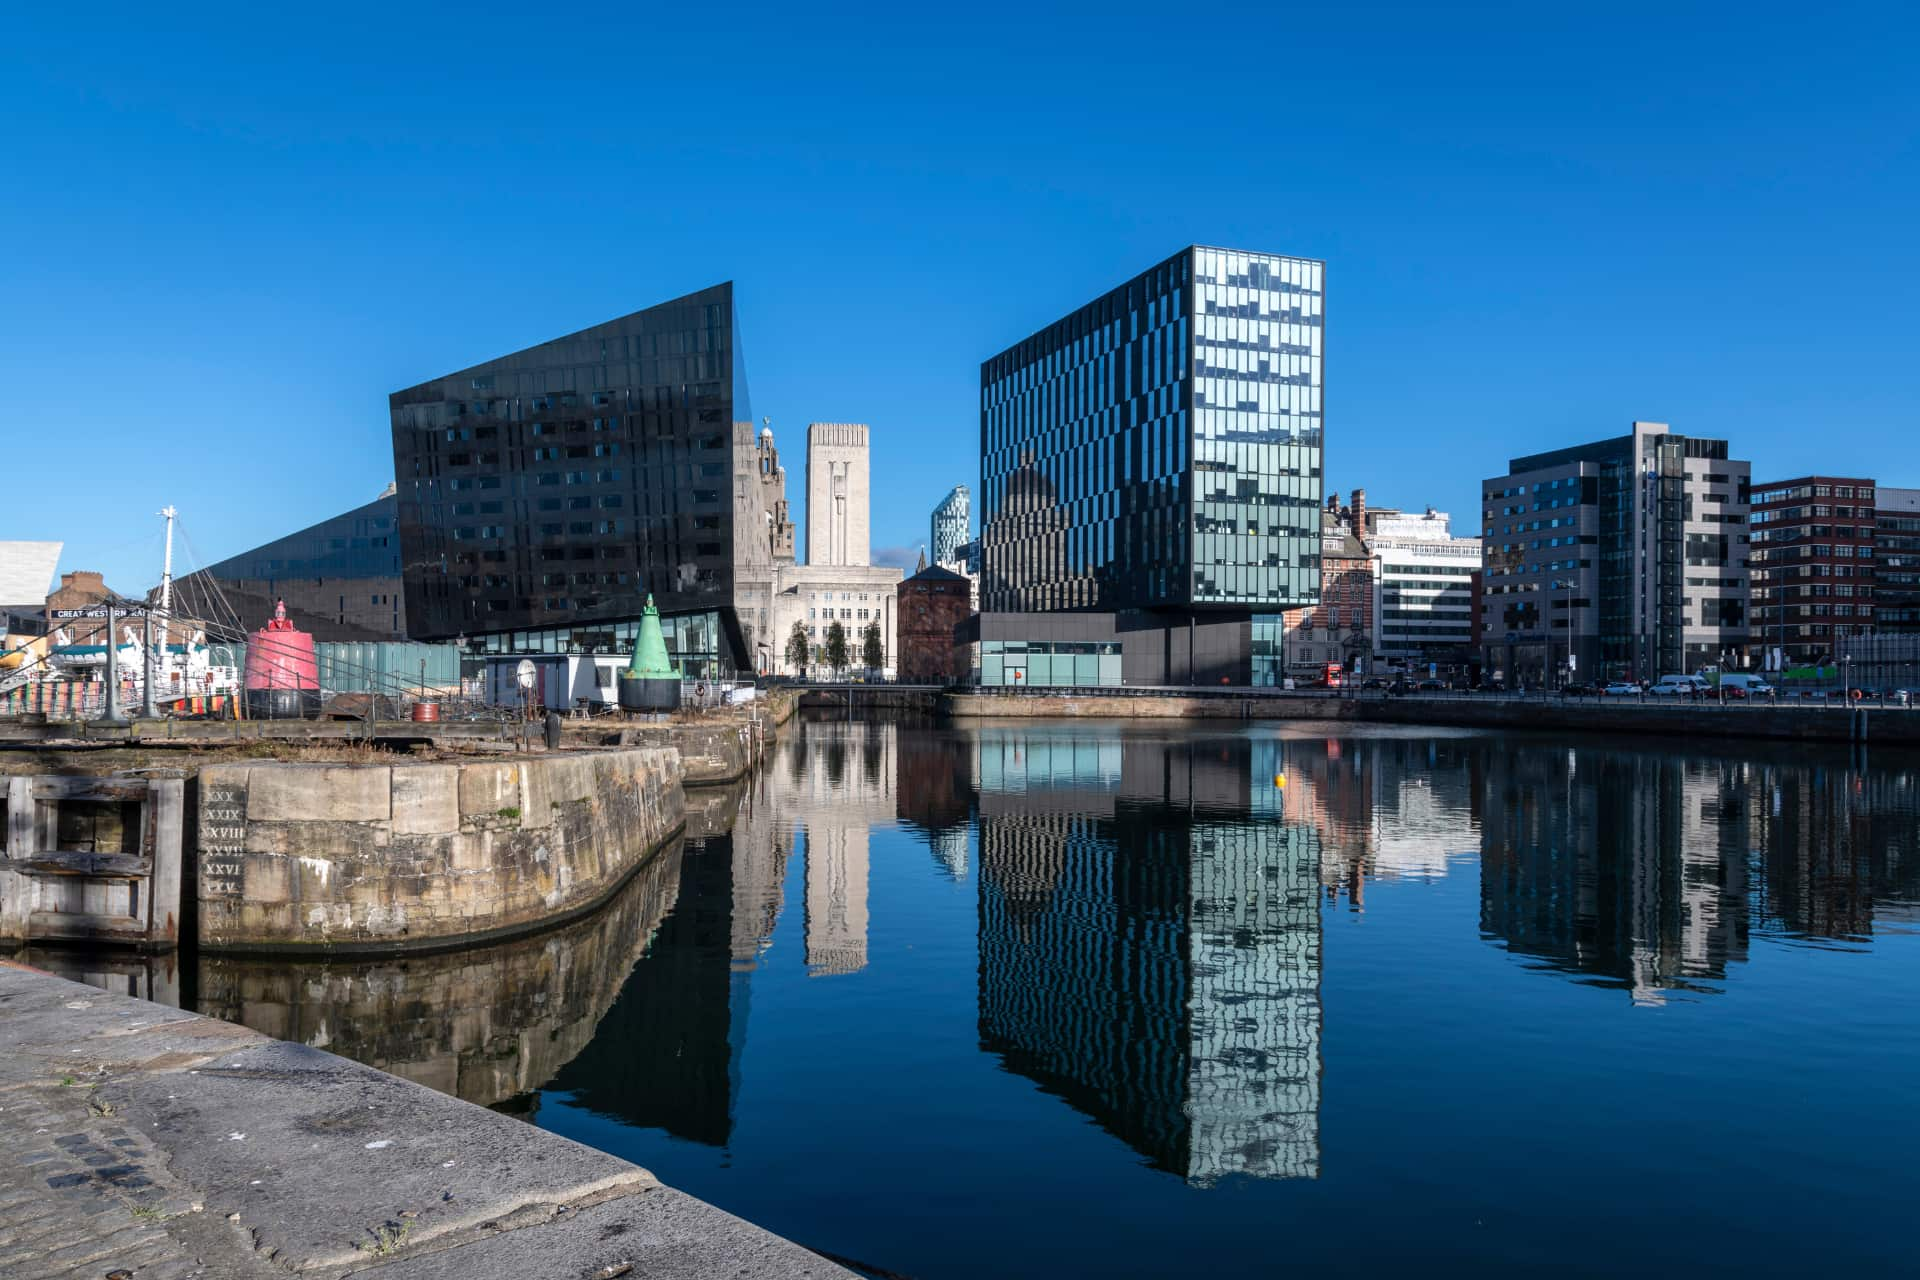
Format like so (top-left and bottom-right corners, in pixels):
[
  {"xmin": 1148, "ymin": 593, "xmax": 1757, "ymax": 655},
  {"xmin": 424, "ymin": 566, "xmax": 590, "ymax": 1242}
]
[{"xmin": 0, "ymin": 957, "xmax": 854, "ymax": 1279}]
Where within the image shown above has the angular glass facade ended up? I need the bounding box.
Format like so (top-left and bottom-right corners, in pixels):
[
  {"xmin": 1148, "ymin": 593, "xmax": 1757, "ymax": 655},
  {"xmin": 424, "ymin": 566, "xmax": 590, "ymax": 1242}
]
[
  {"xmin": 931, "ymin": 484, "xmax": 971, "ymax": 566},
  {"xmin": 390, "ymin": 283, "xmax": 758, "ymax": 675},
  {"xmin": 980, "ymin": 247, "xmax": 1323, "ymax": 614}
]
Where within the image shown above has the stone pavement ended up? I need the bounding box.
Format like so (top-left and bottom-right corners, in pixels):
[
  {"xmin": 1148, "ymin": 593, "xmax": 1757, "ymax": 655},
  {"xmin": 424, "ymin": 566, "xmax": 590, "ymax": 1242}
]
[{"xmin": 0, "ymin": 959, "xmax": 854, "ymax": 1279}]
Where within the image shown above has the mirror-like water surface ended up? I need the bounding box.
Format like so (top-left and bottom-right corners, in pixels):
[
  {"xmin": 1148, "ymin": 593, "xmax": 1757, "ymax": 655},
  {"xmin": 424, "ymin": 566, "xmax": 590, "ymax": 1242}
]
[{"xmin": 160, "ymin": 720, "xmax": 1920, "ymax": 1276}]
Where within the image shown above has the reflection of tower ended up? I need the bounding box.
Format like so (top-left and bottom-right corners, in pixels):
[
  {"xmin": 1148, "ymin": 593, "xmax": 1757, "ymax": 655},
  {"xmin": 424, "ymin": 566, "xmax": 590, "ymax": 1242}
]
[
  {"xmin": 975, "ymin": 728, "xmax": 1322, "ymax": 1184},
  {"xmin": 771, "ymin": 720, "xmax": 896, "ymax": 977},
  {"xmin": 804, "ymin": 824, "xmax": 870, "ymax": 976}
]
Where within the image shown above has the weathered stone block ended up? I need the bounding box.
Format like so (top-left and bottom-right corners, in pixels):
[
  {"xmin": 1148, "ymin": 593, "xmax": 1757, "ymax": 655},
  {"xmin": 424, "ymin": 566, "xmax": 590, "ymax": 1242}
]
[
  {"xmin": 391, "ymin": 765, "xmax": 460, "ymax": 835},
  {"xmin": 244, "ymin": 854, "xmax": 290, "ymax": 905},
  {"xmin": 458, "ymin": 763, "xmax": 521, "ymax": 821},
  {"xmin": 247, "ymin": 765, "xmax": 392, "ymax": 822}
]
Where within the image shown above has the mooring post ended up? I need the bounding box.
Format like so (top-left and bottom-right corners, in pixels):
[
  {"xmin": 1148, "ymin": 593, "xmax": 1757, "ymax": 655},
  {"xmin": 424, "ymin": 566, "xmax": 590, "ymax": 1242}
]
[
  {"xmin": 100, "ymin": 602, "xmax": 126, "ymax": 724},
  {"xmin": 142, "ymin": 612, "xmax": 160, "ymax": 720}
]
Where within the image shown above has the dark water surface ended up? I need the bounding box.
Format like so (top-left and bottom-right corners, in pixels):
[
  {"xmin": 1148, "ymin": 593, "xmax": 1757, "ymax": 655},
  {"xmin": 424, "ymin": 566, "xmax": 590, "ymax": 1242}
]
[{"xmin": 203, "ymin": 720, "xmax": 1920, "ymax": 1277}]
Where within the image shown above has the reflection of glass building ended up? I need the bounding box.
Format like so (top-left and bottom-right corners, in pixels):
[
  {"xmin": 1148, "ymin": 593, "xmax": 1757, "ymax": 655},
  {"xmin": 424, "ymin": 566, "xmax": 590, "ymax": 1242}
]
[
  {"xmin": 975, "ymin": 729, "xmax": 1321, "ymax": 1183},
  {"xmin": 390, "ymin": 283, "xmax": 783, "ymax": 675},
  {"xmin": 543, "ymin": 786, "xmax": 792, "ymax": 1146},
  {"xmin": 979, "ymin": 248, "xmax": 1325, "ymax": 686},
  {"xmin": 1478, "ymin": 749, "xmax": 1751, "ymax": 1003}
]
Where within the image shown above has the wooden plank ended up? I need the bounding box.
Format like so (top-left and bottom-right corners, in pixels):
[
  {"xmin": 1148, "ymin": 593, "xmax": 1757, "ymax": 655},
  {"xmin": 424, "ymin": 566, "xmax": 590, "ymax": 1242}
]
[
  {"xmin": 16, "ymin": 851, "xmax": 153, "ymax": 877},
  {"xmin": 2, "ymin": 777, "xmax": 33, "ymax": 940},
  {"xmin": 28, "ymin": 909, "xmax": 149, "ymax": 940},
  {"xmin": 30, "ymin": 776, "xmax": 151, "ymax": 801},
  {"xmin": 148, "ymin": 779, "xmax": 184, "ymax": 946}
]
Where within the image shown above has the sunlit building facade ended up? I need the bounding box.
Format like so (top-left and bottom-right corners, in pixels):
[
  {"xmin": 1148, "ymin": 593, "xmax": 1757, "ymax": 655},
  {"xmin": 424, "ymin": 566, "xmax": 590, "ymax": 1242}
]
[{"xmin": 979, "ymin": 247, "xmax": 1325, "ymax": 686}]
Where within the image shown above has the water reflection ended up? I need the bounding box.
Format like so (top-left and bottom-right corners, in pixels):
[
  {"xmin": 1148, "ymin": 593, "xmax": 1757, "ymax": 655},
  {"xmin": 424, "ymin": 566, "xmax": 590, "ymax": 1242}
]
[
  {"xmin": 25, "ymin": 718, "xmax": 1920, "ymax": 1275},
  {"xmin": 973, "ymin": 729, "xmax": 1322, "ymax": 1184},
  {"xmin": 544, "ymin": 779, "xmax": 789, "ymax": 1143}
]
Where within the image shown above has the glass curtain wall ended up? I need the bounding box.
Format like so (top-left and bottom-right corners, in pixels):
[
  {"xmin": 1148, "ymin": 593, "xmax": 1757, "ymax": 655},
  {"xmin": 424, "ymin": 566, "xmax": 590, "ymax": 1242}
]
[
  {"xmin": 391, "ymin": 282, "xmax": 748, "ymax": 672},
  {"xmin": 1189, "ymin": 248, "xmax": 1325, "ymax": 606},
  {"xmin": 980, "ymin": 252, "xmax": 1192, "ymax": 611},
  {"xmin": 980, "ymin": 247, "xmax": 1325, "ymax": 616}
]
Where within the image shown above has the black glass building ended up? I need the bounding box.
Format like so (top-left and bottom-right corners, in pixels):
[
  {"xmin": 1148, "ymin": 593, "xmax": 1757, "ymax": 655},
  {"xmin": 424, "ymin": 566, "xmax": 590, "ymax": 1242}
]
[
  {"xmin": 390, "ymin": 283, "xmax": 770, "ymax": 675},
  {"xmin": 978, "ymin": 248, "xmax": 1325, "ymax": 685}
]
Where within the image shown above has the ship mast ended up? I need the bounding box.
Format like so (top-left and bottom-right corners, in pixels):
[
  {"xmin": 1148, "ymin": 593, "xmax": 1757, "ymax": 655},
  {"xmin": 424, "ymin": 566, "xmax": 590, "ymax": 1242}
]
[{"xmin": 158, "ymin": 505, "xmax": 177, "ymax": 616}]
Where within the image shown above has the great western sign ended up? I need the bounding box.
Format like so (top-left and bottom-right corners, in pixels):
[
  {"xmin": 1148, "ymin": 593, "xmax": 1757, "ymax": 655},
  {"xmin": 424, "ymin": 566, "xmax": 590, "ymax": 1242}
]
[{"xmin": 51, "ymin": 606, "xmax": 150, "ymax": 619}]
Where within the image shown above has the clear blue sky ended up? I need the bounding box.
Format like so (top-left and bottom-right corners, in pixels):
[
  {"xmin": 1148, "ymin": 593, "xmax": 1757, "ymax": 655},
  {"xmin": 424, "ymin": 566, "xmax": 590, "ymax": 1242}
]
[{"xmin": 4, "ymin": 1, "xmax": 1914, "ymax": 594}]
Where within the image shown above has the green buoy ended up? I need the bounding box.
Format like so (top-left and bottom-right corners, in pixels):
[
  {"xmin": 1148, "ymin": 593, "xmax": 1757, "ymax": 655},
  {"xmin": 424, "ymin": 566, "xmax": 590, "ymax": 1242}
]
[{"xmin": 618, "ymin": 595, "xmax": 682, "ymax": 711}]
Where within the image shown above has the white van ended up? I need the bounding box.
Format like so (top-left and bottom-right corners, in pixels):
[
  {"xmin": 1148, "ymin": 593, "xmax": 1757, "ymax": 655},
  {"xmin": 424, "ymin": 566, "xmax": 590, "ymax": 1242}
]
[
  {"xmin": 1651, "ymin": 674, "xmax": 1710, "ymax": 697},
  {"xmin": 1717, "ymin": 674, "xmax": 1774, "ymax": 698}
]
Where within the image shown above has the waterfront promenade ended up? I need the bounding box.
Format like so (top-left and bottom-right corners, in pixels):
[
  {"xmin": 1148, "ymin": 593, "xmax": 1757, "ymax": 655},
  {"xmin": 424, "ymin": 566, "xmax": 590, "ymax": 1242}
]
[{"xmin": 0, "ymin": 959, "xmax": 853, "ymax": 1279}]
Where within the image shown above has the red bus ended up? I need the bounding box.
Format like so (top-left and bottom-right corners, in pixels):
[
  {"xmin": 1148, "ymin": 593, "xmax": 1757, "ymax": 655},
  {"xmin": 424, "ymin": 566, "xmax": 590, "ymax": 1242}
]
[{"xmin": 1320, "ymin": 664, "xmax": 1345, "ymax": 689}]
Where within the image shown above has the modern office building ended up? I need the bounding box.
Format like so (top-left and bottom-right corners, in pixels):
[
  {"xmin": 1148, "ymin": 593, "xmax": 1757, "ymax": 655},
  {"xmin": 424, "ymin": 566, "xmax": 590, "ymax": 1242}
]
[
  {"xmin": 188, "ymin": 487, "xmax": 406, "ymax": 641},
  {"xmin": 1481, "ymin": 422, "xmax": 1752, "ymax": 685},
  {"xmin": 931, "ymin": 484, "xmax": 971, "ymax": 569},
  {"xmin": 979, "ymin": 246, "xmax": 1325, "ymax": 687},
  {"xmin": 1368, "ymin": 505, "xmax": 1480, "ymax": 669},
  {"xmin": 1748, "ymin": 476, "xmax": 1878, "ymax": 665},
  {"xmin": 1875, "ymin": 487, "xmax": 1920, "ymax": 634},
  {"xmin": 389, "ymin": 283, "xmax": 786, "ymax": 677}
]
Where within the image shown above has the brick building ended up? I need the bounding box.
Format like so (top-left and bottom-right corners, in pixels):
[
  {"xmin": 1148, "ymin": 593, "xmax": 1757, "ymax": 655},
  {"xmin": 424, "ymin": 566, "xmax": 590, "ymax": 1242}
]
[
  {"xmin": 1280, "ymin": 490, "xmax": 1373, "ymax": 677},
  {"xmin": 1750, "ymin": 476, "xmax": 1877, "ymax": 665},
  {"xmin": 895, "ymin": 565, "xmax": 973, "ymax": 684}
]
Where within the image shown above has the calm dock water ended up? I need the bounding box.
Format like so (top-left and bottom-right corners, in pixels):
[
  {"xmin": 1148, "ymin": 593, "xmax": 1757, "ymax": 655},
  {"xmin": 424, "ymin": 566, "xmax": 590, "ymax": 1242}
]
[{"xmin": 174, "ymin": 719, "xmax": 1920, "ymax": 1278}]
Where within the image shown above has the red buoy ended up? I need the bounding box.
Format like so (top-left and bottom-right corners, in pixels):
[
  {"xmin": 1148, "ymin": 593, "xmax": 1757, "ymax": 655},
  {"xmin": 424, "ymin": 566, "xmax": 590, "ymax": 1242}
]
[{"xmin": 243, "ymin": 599, "xmax": 320, "ymax": 719}]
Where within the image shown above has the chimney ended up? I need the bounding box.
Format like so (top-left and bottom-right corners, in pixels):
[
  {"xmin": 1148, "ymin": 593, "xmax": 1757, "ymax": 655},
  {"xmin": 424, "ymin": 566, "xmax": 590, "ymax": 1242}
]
[
  {"xmin": 1350, "ymin": 488, "xmax": 1367, "ymax": 532},
  {"xmin": 1326, "ymin": 492, "xmax": 1340, "ymax": 513}
]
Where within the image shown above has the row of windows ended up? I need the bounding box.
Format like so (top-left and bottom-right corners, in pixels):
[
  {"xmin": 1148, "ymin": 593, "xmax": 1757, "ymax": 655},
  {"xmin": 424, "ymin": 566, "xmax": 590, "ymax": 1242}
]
[{"xmin": 1752, "ymin": 484, "xmax": 1874, "ymax": 504}]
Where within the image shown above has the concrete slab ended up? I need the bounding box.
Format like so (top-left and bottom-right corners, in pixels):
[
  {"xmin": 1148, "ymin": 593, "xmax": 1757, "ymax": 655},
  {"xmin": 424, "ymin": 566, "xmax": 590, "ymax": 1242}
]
[
  {"xmin": 375, "ymin": 1186, "xmax": 851, "ymax": 1280},
  {"xmin": 390, "ymin": 765, "xmax": 461, "ymax": 836},
  {"xmin": 455, "ymin": 762, "xmax": 520, "ymax": 822},
  {"xmin": 0, "ymin": 963, "xmax": 856, "ymax": 1279},
  {"xmin": 247, "ymin": 765, "xmax": 393, "ymax": 823}
]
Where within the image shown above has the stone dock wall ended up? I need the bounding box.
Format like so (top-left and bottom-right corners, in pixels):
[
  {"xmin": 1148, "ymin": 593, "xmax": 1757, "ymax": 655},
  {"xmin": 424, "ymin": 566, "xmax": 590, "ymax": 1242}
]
[
  {"xmin": 196, "ymin": 748, "xmax": 685, "ymax": 954},
  {"xmin": 0, "ymin": 960, "xmax": 852, "ymax": 1279},
  {"xmin": 943, "ymin": 691, "xmax": 1920, "ymax": 746}
]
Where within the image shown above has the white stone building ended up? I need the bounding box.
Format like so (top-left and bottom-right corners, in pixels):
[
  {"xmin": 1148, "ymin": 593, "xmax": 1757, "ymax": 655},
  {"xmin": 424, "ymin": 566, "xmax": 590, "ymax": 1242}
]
[
  {"xmin": 1368, "ymin": 508, "xmax": 1481, "ymax": 668},
  {"xmin": 762, "ymin": 421, "xmax": 900, "ymax": 674}
]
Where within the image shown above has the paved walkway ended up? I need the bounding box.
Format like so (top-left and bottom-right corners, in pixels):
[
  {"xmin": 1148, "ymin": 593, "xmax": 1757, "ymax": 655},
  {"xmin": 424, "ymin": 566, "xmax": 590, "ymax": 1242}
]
[{"xmin": 0, "ymin": 960, "xmax": 852, "ymax": 1279}]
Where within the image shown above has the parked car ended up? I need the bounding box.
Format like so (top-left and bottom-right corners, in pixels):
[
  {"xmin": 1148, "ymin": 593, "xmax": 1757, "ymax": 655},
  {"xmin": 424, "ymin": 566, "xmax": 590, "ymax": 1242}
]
[
  {"xmin": 1416, "ymin": 679, "xmax": 1447, "ymax": 692},
  {"xmin": 1360, "ymin": 677, "xmax": 1390, "ymax": 691},
  {"xmin": 1560, "ymin": 682, "xmax": 1597, "ymax": 697},
  {"xmin": 1651, "ymin": 674, "xmax": 1710, "ymax": 697},
  {"xmin": 1602, "ymin": 681, "xmax": 1640, "ymax": 697}
]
